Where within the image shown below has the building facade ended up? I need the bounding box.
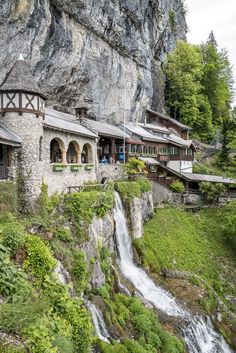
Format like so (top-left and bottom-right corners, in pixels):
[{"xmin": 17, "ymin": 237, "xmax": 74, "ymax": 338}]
[{"xmin": 0, "ymin": 56, "xmax": 97, "ymax": 208}]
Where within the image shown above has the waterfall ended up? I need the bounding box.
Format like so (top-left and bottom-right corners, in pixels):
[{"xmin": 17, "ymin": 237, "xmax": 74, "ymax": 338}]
[
  {"xmin": 85, "ymin": 300, "xmax": 111, "ymax": 343},
  {"xmin": 113, "ymin": 191, "xmax": 233, "ymax": 353}
]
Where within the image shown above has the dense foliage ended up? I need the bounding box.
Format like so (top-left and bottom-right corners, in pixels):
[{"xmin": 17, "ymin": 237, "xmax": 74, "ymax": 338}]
[
  {"xmin": 115, "ymin": 179, "xmax": 151, "ymax": 201},
  {"xmin": 164, "ymin": 34, "xmax": 234, "ymax": 145},
  {"xmin": 1, "ymin": 182, "xmax": 184, "ymax": 353},
  {"xmin": 124, "ymin": 158, "xmax": 147, "ymax": 178},
  {"xmin": 170, "ymin": 180, "xmax": 185, "ymax": 193},
  {"xmin": 99, "ymin": 293, "xmax": 184, "ymax": 353}
]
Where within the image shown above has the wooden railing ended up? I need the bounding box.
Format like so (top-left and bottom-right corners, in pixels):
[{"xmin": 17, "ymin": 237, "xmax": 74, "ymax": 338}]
[{"xmin": 68, "ymin": 178, "xmax": 110, "ymax": 194}]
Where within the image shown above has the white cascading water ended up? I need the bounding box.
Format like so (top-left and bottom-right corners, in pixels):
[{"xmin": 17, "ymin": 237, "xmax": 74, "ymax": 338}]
[
  {"xmin": 85, "ymin": 300, "xmax": 111, "ymax": 343},
  {"xmin": 113, "ymin": 191, "xmax": 233, "ymax": 353}
]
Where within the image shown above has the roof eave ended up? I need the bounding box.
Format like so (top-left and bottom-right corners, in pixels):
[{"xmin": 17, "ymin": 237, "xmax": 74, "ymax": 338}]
[
  {"xmin": 43, "ymin": 123, "xmax": 97, "ymax": 139},
  {"xmin": 0, "ymin": 88, "xmax": 46, "ymax": 100},
  {"xmin": 98, "ymin": 132, "xmax": 128, "ymax": 140},
  {"xmin": 0, "ymin": 138, "xmax": 21, "ymax": 147},
  {"xmin": 147, "ymin": 109, "xmax": 191, "ymax": 131}
]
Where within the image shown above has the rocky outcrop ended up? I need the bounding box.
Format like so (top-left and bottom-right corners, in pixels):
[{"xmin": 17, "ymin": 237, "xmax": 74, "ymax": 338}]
[
  {"xmin": 0, "ymin": 0, "xmax": 186, "ymax": 122},
  {"xmin": 84, "ymin": 212, "xmax": 115, "ymax": 289},
  {"xmin": 130, "ymin": 191, "xmax": 154, "ymax": 238}
]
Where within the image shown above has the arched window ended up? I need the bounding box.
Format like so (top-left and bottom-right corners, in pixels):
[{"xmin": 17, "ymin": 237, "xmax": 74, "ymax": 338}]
[
  {"xmin": 50, "ymin": 138, "xmax": 65, "ymax": 163},
  {"xmin": 67, "ymin": 141, "xmax": 80, "ymax": 163},
  {"xmin": 39, "ymin": 136, "xmax": 43, "ymax": 161},
  {"xmin": 81, "ymin": 143, "xmax": 93, "ymax": 164}
]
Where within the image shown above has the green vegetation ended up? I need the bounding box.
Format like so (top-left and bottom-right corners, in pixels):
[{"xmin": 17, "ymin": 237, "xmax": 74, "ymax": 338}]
[
  {"xmin": 0, "ymin": 182, "xmax": 17, "ymax": 216},
  {"xmin": 222, "ymin": 201, "xmax": 236, "ymax": 250},
  {"xmin": 168, "ymin": 10, "xmax": 176, "ymax": 33},
  {"xmin": 65, "ymin": 190, "xmax": 114, "ymax": 238},
  {"xmin": 24, "ymin": 235, "xmax": 57, "ymax": 281},
  {"xmin": 199, "ymin": 181, "xmax": 227, "ymax": 203},
  {"xmin": 72, "ymin": 250, "xmax": 89, "ymax": 295},
  {"xmin": 164, "ymin": 34, "xmax": 234, "ymax": 145},
  {"xmin": 170, "ymin": 180, "xmax": 185, "ymax": 193},
  {"xmin": 134, "ymin": 207, "xmax": 236, "ymax": 316},
  {"xmin": 2, "ymin": 181, "xmax": 184, "ymax": 352},
  {"xmin": 115, "ymin": 179, "xmax": 151, "ymax": 201},
  {"xmin": 124, "ymin": 158, "xmax": 147, "ymax": 179},
  {"xmin": 99, "ymin": 293, "xmax": 184, "ymax": 353}
]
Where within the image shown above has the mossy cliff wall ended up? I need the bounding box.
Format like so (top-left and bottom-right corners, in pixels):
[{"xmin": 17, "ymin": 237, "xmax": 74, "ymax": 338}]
[{"xmin": 0, "ymin": 0, "xmax": 186, "ymax": 121}]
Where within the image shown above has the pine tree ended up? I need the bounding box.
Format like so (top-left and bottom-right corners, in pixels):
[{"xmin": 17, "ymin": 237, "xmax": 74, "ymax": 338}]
[{"xmin": 201, "ymin": 32, "xmax": 233, "ymax": 125}]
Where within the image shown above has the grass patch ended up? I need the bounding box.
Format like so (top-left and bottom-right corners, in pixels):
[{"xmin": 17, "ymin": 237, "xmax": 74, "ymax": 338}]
[
  {"xmin": 134, "ymin": 207, "xmax": 236, "ymax": 311},
  {"xmin": 115, "ymin": 179, "xmax": 151, "ymax": 201}
]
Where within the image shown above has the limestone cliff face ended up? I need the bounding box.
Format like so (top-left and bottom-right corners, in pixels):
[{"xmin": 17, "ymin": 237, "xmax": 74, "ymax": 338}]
[{"xmin": 0, "ymin": 0, "xmax": 186, "ymax": 123}]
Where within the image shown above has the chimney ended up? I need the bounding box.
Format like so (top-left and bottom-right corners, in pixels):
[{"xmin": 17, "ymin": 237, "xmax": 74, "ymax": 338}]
[{"xmin": 75, "ymin": 106, "xmax": 89, "ymax": 126}]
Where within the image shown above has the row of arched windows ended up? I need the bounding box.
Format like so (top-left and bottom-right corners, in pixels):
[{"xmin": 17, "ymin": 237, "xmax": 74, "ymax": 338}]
[{"xmin": 39, "ymin": 137, "xmax": 93, "ymax": 164}]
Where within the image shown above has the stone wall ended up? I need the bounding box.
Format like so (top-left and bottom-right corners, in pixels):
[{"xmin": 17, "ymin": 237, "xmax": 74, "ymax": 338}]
[
  {"xmin": 97, "ymin": 164, "xmax": 124, "ymax": 182},
  {"xmin": 0, "ymin": 112, "xmax": 98, "ymax": 205},
  {"xmin": 42, "ymin": 128, "xmax": 97, "ymax": 195},
  {"xmin": 152, "ymin": 180, "xmax": 171, "ymax": 204},
  {"xmin": 1, "ymin": 111, "xmax": 44, "ymax": 206}
]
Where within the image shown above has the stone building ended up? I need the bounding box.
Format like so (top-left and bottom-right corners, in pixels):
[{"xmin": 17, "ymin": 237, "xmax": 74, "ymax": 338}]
[{"xmin": 0, "ymin": 55, "xmax": 98, "ymax": 208}]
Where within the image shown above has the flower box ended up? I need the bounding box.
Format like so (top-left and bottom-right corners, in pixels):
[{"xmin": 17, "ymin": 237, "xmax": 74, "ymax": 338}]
[
  {"xmin": 84, "ymin": 164, "xmax": 94, "ymax": 170},
  {"xmin": 70, "ymin": 165, "xmax": 83, "ymax": 172},
  {"xmin": 53, "ymin": 164, "xmax": 67, "ymax": 172}
]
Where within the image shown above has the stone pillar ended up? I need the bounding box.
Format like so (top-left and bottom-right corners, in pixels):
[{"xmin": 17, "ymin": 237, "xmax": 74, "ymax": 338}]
[
  {"xmin": 111, "ymin": 138, "xmax": 116, "ymax": 163},
  {"xmin": 62, "ymin": 150, "xmax": 67, "ymax": 164},
  {"xmin": 76, "ymin": 151, "xmax": 81, "ymax": 164}
]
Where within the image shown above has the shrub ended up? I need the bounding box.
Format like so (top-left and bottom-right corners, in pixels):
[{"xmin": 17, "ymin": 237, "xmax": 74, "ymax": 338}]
[
  {"xmin": 124, "ymin": 158, "xmax": 147, "ymax": 178},
  {"xmin": 0, "ymin": 182, "xmax": 17, "ymax": 215},
  {"xmin": 200, "ymin": 182, "xmax": 227, "ymax": 203},
  {"xmin": 0, "ymin": 299, "xmax": 49, "ymax": 334},
  {"xmin": 0, "ymin": 244, "xmax": 31, "ymax": 299},
  {"xmin": 25, "ymin": 314, "xmax": 73, "ymax": 353},
  {"xmin": 0, "ymin": 221, "xmax": 26, "ymax": 256},
  {"xmin": 115, "ymin": 181, "xmax": 142, "ymax": 200},
  {"xmin": 115, "ymin": 179, "xmax": 151, "ymax": 201},
  {"xmin": 100, "ymin": 294, "xmax": 184, "ymax": 353},
  {"xmin": 170, "ymin": 180, "xmax": 185, "ymax": 193},
  {"xmin": 42, "ymin": 276, "xmax": 93, "ymax": 353},
  {"xmin": 65, "ymin": 191, "xmax": 114, "ymax": 237},
  {"xmin": 168, "ymin": 9, "xmax": 176, "ymax": 33},
  {"xmin": 72, "ymin": 250, "xmax": 88, "ymax": 294},
  {"xmin": 24, "ymin": 235, "xmax": 56, "ymax": 280},
  {"xmin": 55, "ymin": 227, "xmax": 72, "ymax": 242},
  {"xmin": 137, "ymin": 178, "xmax": 152, "ymax": 193}
]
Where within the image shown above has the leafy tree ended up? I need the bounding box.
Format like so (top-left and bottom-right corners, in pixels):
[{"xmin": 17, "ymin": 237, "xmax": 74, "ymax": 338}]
[
  {"xmin": 164, "ymin": 41, "xmax": 214, "ymax": 142},
  {"xmin": 164, "ymin": 35, "xmax": 234, "ymax": 145}
]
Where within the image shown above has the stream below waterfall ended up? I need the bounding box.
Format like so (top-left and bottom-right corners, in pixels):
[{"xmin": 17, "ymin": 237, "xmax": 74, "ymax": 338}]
[
  {"xmin": 113, "ymin": 191, "xmax": 234, "ymax": 353},
  {"xmin": 85, "ymin": 300, "xmax": 111, "ymax": 343}
]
